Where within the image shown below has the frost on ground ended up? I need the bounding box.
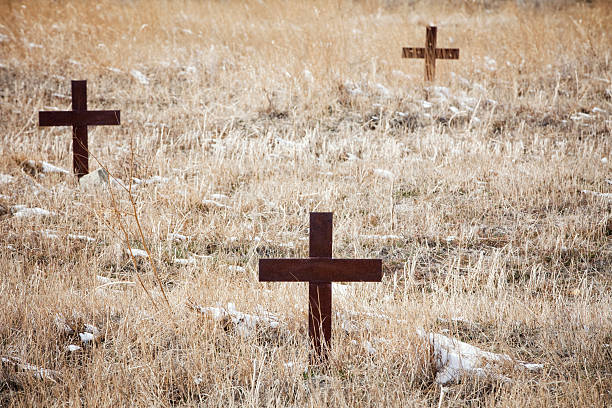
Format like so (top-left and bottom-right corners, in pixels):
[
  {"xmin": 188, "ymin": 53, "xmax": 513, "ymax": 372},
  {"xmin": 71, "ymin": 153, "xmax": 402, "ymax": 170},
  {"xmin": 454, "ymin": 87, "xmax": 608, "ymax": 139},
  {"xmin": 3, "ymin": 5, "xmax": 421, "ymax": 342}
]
[{"xmin": 418, "ymin": 329, "xmax": 543, "ymax": 385}]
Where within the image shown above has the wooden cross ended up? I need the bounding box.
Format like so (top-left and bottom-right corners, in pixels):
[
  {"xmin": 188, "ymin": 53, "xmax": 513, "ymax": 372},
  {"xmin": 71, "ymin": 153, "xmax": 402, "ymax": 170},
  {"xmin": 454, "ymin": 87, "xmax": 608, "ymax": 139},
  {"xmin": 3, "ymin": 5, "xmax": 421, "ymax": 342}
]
[
  {"xmin": 402, "ymin": 26, "xmax": 459, "ymax": 82},
  {"xmin": 39, "ymin": 80, "xmax": 120, "ymax": 178},
  {"xmin": 259, "ymin": 212, "xmax": 382, "ymax": 362}
]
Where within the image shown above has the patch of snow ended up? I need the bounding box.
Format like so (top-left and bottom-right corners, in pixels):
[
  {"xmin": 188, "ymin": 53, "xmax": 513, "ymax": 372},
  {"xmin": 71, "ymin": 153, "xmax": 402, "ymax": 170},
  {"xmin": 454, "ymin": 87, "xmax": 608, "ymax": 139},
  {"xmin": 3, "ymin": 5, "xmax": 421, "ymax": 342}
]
[
  {"xmin": 130, "ymin": 69, "xmax": 149, "ymax": 85},
  {"xmin": 202, "ymin": 199, "xmax": 229, "ymax": 209},
  {"xmin": 418, "ymin": 329, "xmax": 543, "ymax": 385},
  {"xmin": 190, "ymin": 302, "xmax": 286, "ymax": 337},
  {"xmin": 108, "ymin": 67, "xmax": 122, "ymax": 74},
  {"xmin": 132, "ymin": 176, "xmax": 165, "ymax": 185},
  {"xmin": 361, "ymin": 234, "xmax": 402, "ymax": 240},
  {"xmin": 126, "ymin": 248, "xmax": 149, "ymax": 258},
  {"xmin": 375, "ymin": 83, "xmax": 391, "ymax": 98},
  {"xmin": 421, "ymin": 100, "xmax": 433, "ymax": 109},
  {"xmin": 96, "ymin": 275, "xmax": 135, "ymax": 287},
  {"xmin": 40, "ymin": 229, "xmax": 59, "ymax": 239},
  {"xmin": 168, "ymin": 232, "xmax": 189, "ymax": 241},
  {"xmin": 174, "ymin": 257, "xmax": 196, "ymax": 265},
  {"xmin": 79, "ymin": 332, "xmax": 95, "ymax": 343},
  {"xmin": 0, "ymin": 174, "xmax": 15, "ymax": 184},
  {"xmin": 12, "ymin": 206, "xmax": 55, "ymax": 218},
  {"xmin": 27, "ymin": 160, "xmax": 69, "ymax": 174},
  {"xmin": 51, "ymin": 93, "xmax": 70, "ymax": 100},
  {"xmin": 363, "ymin": 340, "xmax": 377, "ymax": 355},
  {"xmin": 592, "ymin": 107, "xmax": 606, "ymax": 114},
  {"xmin": 210, "ymin": 193, "xmax": 229, "ymax": 201},
  {"xmin": 66, "ymin": 345, "xmax": 81, "ymax": 352},
  {"xmin": 1, "ymin": 356, "xmax": 60, "ymax": 383},
  {"xmin": 570, "ymin": 112, "xmax": 592, "ymax": 121},
  {"xmin": 67, "ymin": 234, "xmax": 96, "ymax": 242},
  {"xmin": 227, "ymin": 265, "xmax": 246, "ymax": 273},
  {"xmin": 303, "ymin": 69, "xmax": 314, "ymax": 83},
  {"xmin": 581, "ymin": 190, "xmax": 612, "ymax": 199},
  {"xmin": 373, "ymin": 168, "xmax": 394, "ymax": 180}
]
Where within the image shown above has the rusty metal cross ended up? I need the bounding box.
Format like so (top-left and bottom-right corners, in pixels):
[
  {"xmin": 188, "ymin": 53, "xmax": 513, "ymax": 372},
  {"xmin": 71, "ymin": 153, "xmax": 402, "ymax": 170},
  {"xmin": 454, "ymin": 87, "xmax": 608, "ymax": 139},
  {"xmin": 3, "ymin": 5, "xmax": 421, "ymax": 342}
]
[
  {"xmin": 402, "ymin": 26, "xmax": 460, "ymax": 82},
  {"xmin": 259, "ymin": 212, "xmax": 382, "ymax": 362},
  {"xmin": 39, "ymin": 80, "xmax": 120, "ymax": 178}
]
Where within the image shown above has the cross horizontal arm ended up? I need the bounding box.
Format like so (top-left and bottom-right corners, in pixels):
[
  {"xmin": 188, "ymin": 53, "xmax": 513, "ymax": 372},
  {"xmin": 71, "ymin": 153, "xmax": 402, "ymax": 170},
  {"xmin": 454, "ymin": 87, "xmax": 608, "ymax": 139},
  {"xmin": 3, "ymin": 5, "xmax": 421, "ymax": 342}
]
[
  {"xmin": 435, "ymin": 48, "xmax": 460, "ymax": 59},
  {"xmin": 259, "ymin": 258, "xmax": 382, "ymax": 283},
  {"xmin": 402, "ymin": 47, "xmax": 425, "ymax": 58},
  {"xmin": 39, "ymin": 110, "xmax": 120, "ymax": 127}
]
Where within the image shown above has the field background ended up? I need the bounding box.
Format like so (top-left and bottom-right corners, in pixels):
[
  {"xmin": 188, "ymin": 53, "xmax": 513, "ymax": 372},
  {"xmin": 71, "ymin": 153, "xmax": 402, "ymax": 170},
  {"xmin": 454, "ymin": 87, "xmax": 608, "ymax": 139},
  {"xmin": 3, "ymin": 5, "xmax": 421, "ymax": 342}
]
[{"xmin": 1, "ymin": 0, "xmax": 611, "ymax": 406}]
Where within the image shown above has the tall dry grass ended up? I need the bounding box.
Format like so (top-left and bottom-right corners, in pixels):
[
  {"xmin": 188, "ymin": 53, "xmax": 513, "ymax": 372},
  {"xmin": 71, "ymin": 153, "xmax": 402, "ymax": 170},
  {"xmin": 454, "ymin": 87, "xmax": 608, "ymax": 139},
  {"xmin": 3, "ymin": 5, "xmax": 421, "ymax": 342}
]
[{"xmin": 0, "ymin": 0, "xmax": 611, "ymax": 406}]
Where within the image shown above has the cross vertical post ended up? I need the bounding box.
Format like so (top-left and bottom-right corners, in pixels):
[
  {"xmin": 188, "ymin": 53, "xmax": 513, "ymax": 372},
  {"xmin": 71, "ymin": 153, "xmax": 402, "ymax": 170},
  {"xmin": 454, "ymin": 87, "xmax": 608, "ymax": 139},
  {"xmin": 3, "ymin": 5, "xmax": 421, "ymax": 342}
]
[
  {"xmin": 425, "ymin": 26, "xmax": 437, "ymax": 82},
  {"xmin": 72, "ymin": 80, "xmax": 88, "ymax": 177},
  {"xmin": 308, "ymin": 212, "xmax": 333, "ymax": 361},
  {"xmin": 39, "ymin": 80, "xmax": 120, "ymax": 178}
]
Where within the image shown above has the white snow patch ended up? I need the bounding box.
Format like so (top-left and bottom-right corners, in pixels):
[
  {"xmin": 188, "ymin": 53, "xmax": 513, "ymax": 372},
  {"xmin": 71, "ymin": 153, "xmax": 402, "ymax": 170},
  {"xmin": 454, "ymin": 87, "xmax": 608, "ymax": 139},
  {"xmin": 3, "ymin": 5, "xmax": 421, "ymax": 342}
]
[
  {"xmin": 40, "ymin": 229, "xmax": 59, "ymax": 239},
  {"xmin": 363, "ymin": 340, "xmax": 377, "ymax": 355},
  {"xmin": 361, "ymin": 234, "xmax": 402, "ymax": 240},
  {"xmin": 126, "ymin": 248, "xmax": 149, "ymax": 258},
  {"xmin": 0, "ymin": 174, "xmax": 15, "ymax": 184},
  {"xmin": 202, "ymin": 199, "xmax": 229, "ymax": 209},
  {"xmin": 12, "ymin": 206, "xmax": 55, "ymax": 218},
  {"xmin": 303, "ymin": 69, "xmax": 314, "ymax": 83},
  {"xmin": 67, "ymin": 234, "xmax": 96, "ymax": 242},
  {"xmin": 190, "ymin": 302, "xmax": 286, "ymax": 337},
  {"xmin": 375, "ymin": 83, "xmax": 391, "ymax": 98},
  {"xmin": 418, "ymin": 329, "xmax": 543, "ymax": 385},
  {"xmin": 581, "ymin": 190, "xmax": 612, "ymax": 199},
  {"xmin": 130, "ymin": 69, "xmax": 149, "ymax": 85},
  {"xmin": 133, "ymin": 175, "xmax": 169, "ymax": 185},
  {"xmin": 484, "ymin": 56, "xmax": 497, "ymax": 71},
  {"xmin": 174, "ymin": 257, "xmax": 196, "ymax": 265},
  {"xmin": 592, "ymin": 107, "xmax": 607, "ymax": 114},
  {"xmin": 66, "ymin": 345, "xmax": 81, "ymax": 352},
  {"xmin": 420, "ymin": 100, "xmax": 433, "ymax": 109},
  {"xmin": 227, "ymin": 265, "xmax": 246, "ymax": 273},
  {"xmin": 28, "ymin": 160, "xmax": 69, "ymax": 175},
  {"xmin": 373, "ymin": 168, "xmax": 394, "ymax": 181},
  {"xmin": 1, "ymin": 356, "xmax": 60, "ymax": 383},
  {"xmin": 210, "ymin": 193, "xmax": 229, "ymax": 201},
  {"xmin": 168, "ymin": 232, "xmax": 189, "ymax": 242}
]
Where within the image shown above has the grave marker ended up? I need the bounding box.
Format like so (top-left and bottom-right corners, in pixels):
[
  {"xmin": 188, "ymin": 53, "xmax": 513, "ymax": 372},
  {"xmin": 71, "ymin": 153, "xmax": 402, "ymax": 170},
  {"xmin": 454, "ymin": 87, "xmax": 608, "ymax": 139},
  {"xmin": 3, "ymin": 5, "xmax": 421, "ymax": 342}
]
[
  {"xmin": 39, "ymin": 80, "xmax": 120, "ymax": 178},
  {"xmin": 402, "ymin": 26, "xmax": 459, "ymax": 82},
  {"xmin": 259, "ymin": 212, "xmax": 382, "ymax": 362}
]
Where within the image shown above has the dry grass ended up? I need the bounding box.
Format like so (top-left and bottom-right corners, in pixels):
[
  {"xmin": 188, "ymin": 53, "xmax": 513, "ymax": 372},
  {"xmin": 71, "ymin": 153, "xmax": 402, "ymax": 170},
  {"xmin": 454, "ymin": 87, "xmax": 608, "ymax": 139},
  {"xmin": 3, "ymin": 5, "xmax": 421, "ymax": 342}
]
[{"xmin": 1, "ymin": 0, "xmax": 611, "ymax": 406}]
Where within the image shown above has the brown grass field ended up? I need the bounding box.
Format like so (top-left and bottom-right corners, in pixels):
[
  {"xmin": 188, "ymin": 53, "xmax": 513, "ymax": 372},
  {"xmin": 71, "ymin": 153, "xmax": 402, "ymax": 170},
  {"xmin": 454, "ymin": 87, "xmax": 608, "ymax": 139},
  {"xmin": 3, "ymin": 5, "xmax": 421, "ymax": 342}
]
[{"xmin": 0, "ymin": 0, "xmax": 611, "ymax": 406}]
